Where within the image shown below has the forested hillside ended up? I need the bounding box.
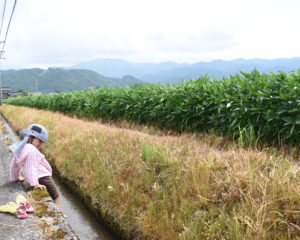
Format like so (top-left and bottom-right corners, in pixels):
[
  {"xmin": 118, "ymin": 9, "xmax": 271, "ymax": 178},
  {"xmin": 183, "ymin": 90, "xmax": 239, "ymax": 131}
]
[{"xmin": 1, "ymin": 68, "xmax": 144, "ymax": 93}]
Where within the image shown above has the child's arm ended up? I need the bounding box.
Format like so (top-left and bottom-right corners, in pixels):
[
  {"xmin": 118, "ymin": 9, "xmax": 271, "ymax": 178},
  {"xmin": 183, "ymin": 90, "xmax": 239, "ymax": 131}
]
[
  {"xmin": 10, "ymin": 156, "xmax": 21, "ymax": 181},
  {"xmin": 23, "ymin": 150, "xmax": 40, "ymax": 187}
]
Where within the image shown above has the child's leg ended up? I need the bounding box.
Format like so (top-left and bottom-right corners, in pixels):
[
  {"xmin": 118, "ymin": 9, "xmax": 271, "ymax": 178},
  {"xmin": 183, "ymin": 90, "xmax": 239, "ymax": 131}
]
[
  {"xmin": 53, "ymin": 196, "xmax": 61, "ymax": 208},
  {"xmin": 38, "ymin": 176, "xmax": 60, "ymax": 208}
]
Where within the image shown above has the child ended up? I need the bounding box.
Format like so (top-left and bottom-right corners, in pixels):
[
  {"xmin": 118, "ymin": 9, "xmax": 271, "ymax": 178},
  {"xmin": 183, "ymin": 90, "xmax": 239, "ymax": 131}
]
[{"xmin": 10, "ymin": 123, "xmax": 61, "ymax": 208}]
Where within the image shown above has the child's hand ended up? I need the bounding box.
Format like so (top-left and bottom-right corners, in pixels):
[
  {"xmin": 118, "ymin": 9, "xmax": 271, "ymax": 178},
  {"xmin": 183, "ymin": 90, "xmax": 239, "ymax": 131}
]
[
  {"xmin": 34, "ymin": 184, "xmax": 46, "ymax": 190},
  {"xmin": 16, "ymin": 176, "xmax": 25, "ymax": 182}
]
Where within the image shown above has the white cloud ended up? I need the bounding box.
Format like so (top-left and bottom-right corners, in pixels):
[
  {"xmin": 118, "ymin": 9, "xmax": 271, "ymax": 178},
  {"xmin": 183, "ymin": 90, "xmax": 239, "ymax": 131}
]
[{"xmin": 1, "ymin": 0, "xmax": 300, "ymax": 68}]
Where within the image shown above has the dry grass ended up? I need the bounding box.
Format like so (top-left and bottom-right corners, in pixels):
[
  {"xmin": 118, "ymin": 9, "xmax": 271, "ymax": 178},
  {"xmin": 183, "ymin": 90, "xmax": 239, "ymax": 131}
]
[
  {"xmin": 1, "ymin": 105, "xmax": 300, "ymax": 240},
  {"xmin": 0, "ymin": 122, "xmax": 9, "ymax": 135}
]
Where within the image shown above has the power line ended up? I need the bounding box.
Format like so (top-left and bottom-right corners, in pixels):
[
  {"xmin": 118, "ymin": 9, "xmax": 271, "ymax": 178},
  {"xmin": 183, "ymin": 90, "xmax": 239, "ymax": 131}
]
[
  {"xmin": 0, "ymin": 0, "xmax": 18, "ymax": 105},
  {"xmin": 0, "ymin": 0, "xmax": 7, "ymax": 105},
  {"xmin": 0, "ymin": 0, "xmax": 17, "ymax": 59},
  {"xmin": 0, "ymin": 0, "xmax": 7, "ymax": 38}
]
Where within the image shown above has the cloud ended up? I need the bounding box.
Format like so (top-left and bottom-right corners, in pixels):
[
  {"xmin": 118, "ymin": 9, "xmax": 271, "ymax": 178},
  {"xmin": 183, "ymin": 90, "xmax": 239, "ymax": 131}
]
[
  {"xmin": 146, "ymin": 29, "xmax": 236, "ymax": 53},
  {"xmin": 2, "ymin": 0, "xmax": 300, "ymax": 68}
]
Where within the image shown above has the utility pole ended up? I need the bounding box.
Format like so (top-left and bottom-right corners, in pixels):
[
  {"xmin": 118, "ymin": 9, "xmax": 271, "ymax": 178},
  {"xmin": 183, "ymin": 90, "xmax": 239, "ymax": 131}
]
[
  {"xmin": 0, "ymin": 0, "xmax": 18, "ymax": 104},
  {"xmin": 0, "ymin": 53, "xmax": 4, "ymax": 106},
  {"xmin": 0, "ymin": 50, "xmax": 5, "ymax": 106}
]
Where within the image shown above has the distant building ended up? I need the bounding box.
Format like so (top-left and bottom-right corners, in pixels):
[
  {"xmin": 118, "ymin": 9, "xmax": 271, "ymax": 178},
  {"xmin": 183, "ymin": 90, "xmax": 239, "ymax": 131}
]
[
  {"xmin": 10, "ymin": 91, "xmax": 23, "ymax": 97},
  {"xmin": 1, "ymin": 87, "xmax": 10, "ymax": 99},
  {"xmin": 0, "ymin": 87, "xmax": 27, "ymax": 99},
  {"xmin": 31, "ymin": 92, "xmax": 42, "ymax": 96}
]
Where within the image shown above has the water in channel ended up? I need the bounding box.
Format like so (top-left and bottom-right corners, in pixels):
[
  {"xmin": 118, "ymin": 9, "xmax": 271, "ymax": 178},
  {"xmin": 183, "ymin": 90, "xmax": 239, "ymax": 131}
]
[{"xmin": 53, "ymin": 177, "xmax": 116, "ymax": 240}]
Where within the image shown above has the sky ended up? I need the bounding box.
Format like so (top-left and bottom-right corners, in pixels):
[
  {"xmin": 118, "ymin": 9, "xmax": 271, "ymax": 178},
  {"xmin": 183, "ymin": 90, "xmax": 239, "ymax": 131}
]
[{"xmin": 1, "ymin": 0, "xmax": 300, "ymax": 69}]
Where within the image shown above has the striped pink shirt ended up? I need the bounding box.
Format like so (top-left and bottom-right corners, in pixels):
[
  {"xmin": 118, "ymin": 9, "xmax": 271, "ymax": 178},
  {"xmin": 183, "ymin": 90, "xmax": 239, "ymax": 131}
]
[{"xmin": 10, "ymin": 143, "xmax": 52, "ymax": 186}]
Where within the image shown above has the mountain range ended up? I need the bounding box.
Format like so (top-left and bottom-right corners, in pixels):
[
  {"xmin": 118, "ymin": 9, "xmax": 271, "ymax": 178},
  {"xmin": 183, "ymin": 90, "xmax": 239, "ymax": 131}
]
[
  {"xmin": 2, "ymin": 57, "xmax": 300, "ymax": 94},
  {"xmin": 1, "ymin": 68, "xmax": 143, "ymax": 94},
  {"xmin": 69, "ymin": 57, "xmax": 300, "ymax": 84}
]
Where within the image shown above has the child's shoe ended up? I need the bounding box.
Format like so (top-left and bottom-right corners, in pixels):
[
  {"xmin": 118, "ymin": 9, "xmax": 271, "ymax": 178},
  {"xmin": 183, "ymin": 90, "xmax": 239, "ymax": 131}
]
[
  {"xmin": 15, "ymin": 195, "xmax": 34, "ymax": 213},
  {"xmin": 24, "ymin": 202, "xmax": 34, "ymax": 214},
  {"xmin": 16, "ymin": 203, "xmax": 28, "ymax": 219}
]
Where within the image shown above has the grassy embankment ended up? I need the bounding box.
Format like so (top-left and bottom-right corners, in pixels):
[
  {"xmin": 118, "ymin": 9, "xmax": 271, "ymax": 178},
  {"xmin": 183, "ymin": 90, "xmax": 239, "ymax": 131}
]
[{"xmin": 1, "ymin": 105, "xmax": 300, "ymax": 239}]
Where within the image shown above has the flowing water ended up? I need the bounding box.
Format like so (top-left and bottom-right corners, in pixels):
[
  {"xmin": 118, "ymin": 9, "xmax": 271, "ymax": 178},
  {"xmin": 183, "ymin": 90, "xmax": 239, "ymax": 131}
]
[
  {"xmin": 1, "ymin": 115, "xmax": 117, "ymax": 240},
  {"xmin": 53, "ymin": 177, "xmax": 116, "ymax": 240}
]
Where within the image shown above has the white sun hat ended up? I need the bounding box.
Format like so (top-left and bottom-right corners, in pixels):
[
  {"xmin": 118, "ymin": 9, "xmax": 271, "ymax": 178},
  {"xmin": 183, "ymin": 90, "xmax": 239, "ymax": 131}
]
[
  {"xmin": 19, "ymin": 124, "xmax": 49, "ymax": 145},
  {"xmin": 11, "ymin": 124, "xmax": 49, "ymax": 155}
]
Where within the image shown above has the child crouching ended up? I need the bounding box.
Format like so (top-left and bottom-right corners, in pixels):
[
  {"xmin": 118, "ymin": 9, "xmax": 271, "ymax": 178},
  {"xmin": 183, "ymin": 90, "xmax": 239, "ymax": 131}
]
[{"xmin": 10, "ymin": 124, "xmax": 61, "ymax": 208}]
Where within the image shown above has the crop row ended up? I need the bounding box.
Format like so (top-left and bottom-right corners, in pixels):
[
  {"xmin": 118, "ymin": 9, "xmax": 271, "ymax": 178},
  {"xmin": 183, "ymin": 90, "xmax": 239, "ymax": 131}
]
[{"xmin": 5, "ymin": 70, "xmax": 300, "ymax": 144}]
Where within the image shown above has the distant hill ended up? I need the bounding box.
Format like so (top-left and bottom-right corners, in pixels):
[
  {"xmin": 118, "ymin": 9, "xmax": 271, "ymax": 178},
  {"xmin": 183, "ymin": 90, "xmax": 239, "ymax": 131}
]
[
  {"xmin": 69, "ymin": 57, "xmax": 300, "ymax": 84},
  {"xmin": 1, "ymin": 68, "xmax": 144, "ymax": 93},
  {"xmin": 69, "ymin": 58, "xmax": 187, "ymax": 79}
]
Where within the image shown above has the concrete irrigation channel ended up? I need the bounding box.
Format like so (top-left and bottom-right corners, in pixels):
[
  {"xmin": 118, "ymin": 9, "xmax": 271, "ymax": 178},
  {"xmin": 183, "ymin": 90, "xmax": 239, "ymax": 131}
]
[{"xmin": 0, "ymin": 114, "xmax": 117, "ymax": 240}]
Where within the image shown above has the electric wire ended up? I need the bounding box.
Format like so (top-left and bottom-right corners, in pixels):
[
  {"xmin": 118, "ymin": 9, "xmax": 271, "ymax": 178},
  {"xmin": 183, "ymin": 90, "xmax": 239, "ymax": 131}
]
[
  {"xmin": 0, "ymin": 0, "xmax": 7, "ymax": 39},
  {"xmin": 0, "ymin": 0, "xmax": 17, "ymax": 105},
  {"xmin": 0, "ymin": 0, "xmax": 18, "ymax": 59},
  {"xmin": 0, "ymin": 0, "xmax": 8, "ymax": 105}
]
